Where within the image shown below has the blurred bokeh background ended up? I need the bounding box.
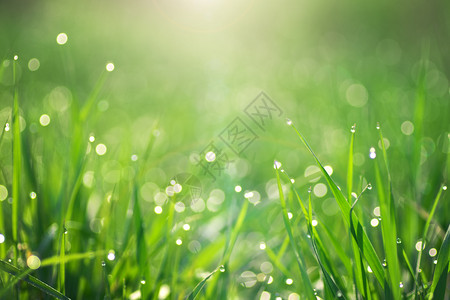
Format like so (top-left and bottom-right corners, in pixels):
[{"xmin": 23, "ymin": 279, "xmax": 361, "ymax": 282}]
[{"xmin": 0, "ymin": 0, "xmax": 449, "ymax": 298}]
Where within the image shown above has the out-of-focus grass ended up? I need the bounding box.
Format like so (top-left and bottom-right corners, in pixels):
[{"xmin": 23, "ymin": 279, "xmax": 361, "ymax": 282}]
[{"xmin": 0, "ymin": 0, "xmax": 449, "ymax": 299}]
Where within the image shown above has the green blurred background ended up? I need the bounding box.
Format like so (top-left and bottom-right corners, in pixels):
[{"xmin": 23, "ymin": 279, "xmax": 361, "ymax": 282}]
[{"xmin": 0, "ymin": 0, "xmax": 449, "ymax": 298}]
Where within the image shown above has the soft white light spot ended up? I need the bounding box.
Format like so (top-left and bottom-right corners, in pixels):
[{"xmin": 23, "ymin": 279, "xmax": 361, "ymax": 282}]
[
  {"xmin": 429, "ymin": 248, "xmax": 437, "ymax": 257},
  {"xmin": 267, "ymin": 276, "xmax": 273, "ymax": 284},
  {"xmin": 28, "ymin": 58, "xmax": 40, "ymax": 71},
  {"xmin": 183, "ymin": 224, "xmax": 190, "ymax": 231},
  {"xmin": 260, "ymin": 261, "xmax": 273, "ymax": 274},
  {"xmin": 131, "ymin": 154, "xmax": 138, "ymax": 161},
  {"xmin": 95, "ymin": 144, "xmax": 107, "ymax": 156},
  {"xmin": 312, "ymin": 219, "xmax": 318, "ymax": 227},
  {"xmin": 346, "ymin": 84, "xmax": 368, "ymax": 107},
  {"xmin": 313, "ymin": 183, "xmax": 327, "ymax": 198},
  {"xmin": 29, "ymin": 191, "xmax": 37, "ymax": 199},
  {"xmin": 415, "ymin": 241, "xmax": 424, "ymax": 251},
  {"xmin": 154, "ymin": 206, "xmax": 163, "ymax": 214},
  {"xmin": 0, "ymin": 234, "xmax": 5, "ymax": 243},
  {"xmin": 370, "ymin": 218, "xmax": 379, "ymax": 227},
  {"xmin": 56, "ymin": 33, "xmax": 68, "ymax": 45},
  {"xmin": 89, "ymin": 135, "xmax": 95, "ymax": 142},
  {"xmin": 235, "ymin": 185, "xmax": 242, "ymax": 192},
  {"xmin": 288, "ymin": 293, "xmax": 300, "ymax": 300},
  {"xmin": 158, "ymin": 285, "xmax": 170, "ymax": 299},
  {"xmin": 205, "ymin": 151, "xmax": 216, "ymax": 162},
  {"xmin": 324, "ymin": 165, "xmax": 333, "ymax": 176},
  {"xmin": 27, "ymin": 255, "xmax": 41, "ymax": 270},
  {"xmin": 443, "ymin": 186, "xmax": 447, "ymax": 191},
  {"xmin": 286, "ymin": 278, "xmax": 293, "ymax": 285},
  {"xmin": 260, "ymin": 291, "xmax": 271, "ymax": 300},
  {"xmin": 259, "ymin": 242, "xmax": 266, "ymax": 250},
  {"xmin": 373, "ymin": 206, "xmax": 381, "ymax": 217},
  {"xmin": 176, "ymin": 238, "xmax": 182, "ymax": 245},
  {"xmin": 0, "ymin": 185, "xmax": 8, "ymax": 201},
  {"xmin": 367, "ymin": 266, "xmax": 373, "ymax": 273},
  {"xmin": 13, "ymin": 55, "xmax": 18, "ymax": 61},
  {"xmin": 4, "ymin": 123, "xmax": 10, "ymax": 132},
  {"xmin": 39, "ymin": 114, "xmax": 50, "ymax": 126},
  {"xmin": 107, "ymin": 250, "xmax": 115, "ymax": 261},
  {"xmin": 287, "ymin": 212, "xmax": 293, "ymax": 220},
  {"xmin": 174, "ymin": 202, "xmax": 185, "ymax": 213},
  {"xmin": 173, "ymin": 183, "xmax": 182, "ymax": 193},
  {"xmin": 401, "ymin": 121, "xmax": 414, "ymax": 135},
  {"xmin": 106, "ymin": 63, "xmax": 115, "ymax": 72}
]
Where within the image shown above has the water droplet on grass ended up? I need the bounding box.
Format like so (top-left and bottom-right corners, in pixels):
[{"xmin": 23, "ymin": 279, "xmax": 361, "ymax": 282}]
[
  {"xmin": 367, "ymin": 183, "xmax": 372, "ymax": 190},
  {"xmin": 273, "ymin": 161, "xmax": 281, "ymax": 169},
  {"xmin": 101, "ymin": 261, "xmax": 106, "ymax": 267},
  {"xmin": 376, "ymin": 122, "xmax": 380, "ymax": 130},
  {"xmin": 399, "ymin": 282, "xmax": 403, "ymax": 288},
  {"xmin": 443, "ymin": 185, "xmax": 447, "ymax": 191},
  {"xmin": 286, "ymin": 119, "xmax": 292, "ymax": 126},
  {"xmin": 219, "ymin": 265, "xmax": 225, "ymax": 272},
  {"xmin": 396, "ymin": 238, "xmax": 402, "ymax": 244},
  {"xmin": 350, "ymin": 124, "xmax": 356, "ymax": 133}
]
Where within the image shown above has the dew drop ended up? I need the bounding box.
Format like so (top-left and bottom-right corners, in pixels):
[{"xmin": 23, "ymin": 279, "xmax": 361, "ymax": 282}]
[
  {"xmin": 140, "ymin": 279, "xmax": 146, "ymax": 285},
  {"xmin": 273, "ymin": 161, "xmax": 282, "ymax": 169},
  {"xmin": 350, "ymin": 124, "xmax": 356, "ymax": 133},
  {"xmin": 306, "ymin": 234, "xmax": 311, "ymax": 239},
  {"xmin": 396, "ymin": 238, "xmax": 402, "ymax": 244},
  {"xmin": 443, "ymin": 185, "xmax": 447, "ymax": 191},
  {"xmin": 290, "ymin": 178, "xmax": 295, "ymax": 183},
  {"xmin": 219, "ymin": 265, "xmax": 225, "ymax": 272},
  {"xmin": 101, "ymin": 261, "xmax": 106, "ymax": 267},
  {"xmin": 376, "ymin": 122, "xmax": 380, "ymax": 130},
  {"xmin": 433, "ymin": 259, "xmax": 437, "ymax": 264},
  {"xmin": 286, "ymin": 119, "xmax": 292, "ymax": 126},
  {"xmin": 382, "ymin": 259, "xmax": 387, "ymax": 267},
  {"xmin": 367, "ymin": 183, "xmax": 372, "ymax": 190},
  {"xmin": 399, "ymin": 282, "xmax": 403, "ymax": 288}
]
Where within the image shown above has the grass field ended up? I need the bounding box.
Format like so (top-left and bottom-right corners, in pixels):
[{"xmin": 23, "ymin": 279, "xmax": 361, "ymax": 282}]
[{"xmin": 0, "ymin": 0, "xmax": 449, "ymax": 299}]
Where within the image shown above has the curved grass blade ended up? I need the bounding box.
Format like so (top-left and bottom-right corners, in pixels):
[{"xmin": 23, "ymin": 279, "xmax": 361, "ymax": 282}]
[
  {"xmin": 428, "ymin": 225, "xmax": 450, "ymax": 300},
  {"xmin": 275, "ymin": 166, "xmax": 316, "ymax": 298},
  {"xmin": 376, "ymin": 123, "xmax": 401, "ymax": 299},
  {"xmin": 415, "ymin": 184, "xmax": 445, "ymax": 295},
  {"xmin": 186, "ymin": 265, "xmax": 223, "ymax": 300},
  {"xmin": 0, "ymin": 259, "xmax": 70, "ymax": 300},
  {"xmin": 288, "ymin": 121, "xmax": 385, "ymax": 287}
]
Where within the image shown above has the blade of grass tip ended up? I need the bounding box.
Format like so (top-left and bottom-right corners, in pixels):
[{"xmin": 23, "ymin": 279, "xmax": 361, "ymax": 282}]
[
  {"xmin": 345, "ymin": 125, "xmax": 371, "ymax": 299},
  {"xmin": 102, "ymin": 261, "xmax": 111, "ymax": 300},
  {"xmin": 287, "ymin": 120, "xmax": 385, "ymax": 287},
  {"xmin": 275, "ymin": 164, "xmax": 316, "ymax": 298},
  {"xmin": 374, "ymin": 155, "xmax": 400, "ymax": 298},
  {"xmin": 306, "ymin": 191, "xmax": 343, "ymax": 299},
  {"xmin": 59, "ymin": 224, "xmax": 66, "ymax": 294},
  {"xmin": 349, "ymin": 185, "xmax": 372, "ymax": 299},
  {"xmin": 187, "ymin": 266, "xmax": 222, "ymax": 300},
  {"xmin": 428, "ymin": 225, "xmax": 450, "ymax": 300},
  {"xmin": 378, "ymin": 123, "xmax": 401, "ymax": 285},
  {"xmin": 0, "ymin": 259, "xmax": 70, "ymax": 300},
  {"xmin": 12, "ymin": 55, "xmax": 21, "ymax": 267},
  {"xmin": 204, "ymin": 197, "xmax": 249, "ymax": 298},
  {"xmin": 347, "ymin": 124, "xmax": 356, "ymax": 203},
  {"xmin": 283, "ymin": 168, "xmax": 351, "ymax": 297},
  {"xmin": 79, "ymin": 67, "xmax": 109, "ymax": 122},
  {"xmin": 415, "ymin": 185, "xmax": 446, "ymax": 296}
]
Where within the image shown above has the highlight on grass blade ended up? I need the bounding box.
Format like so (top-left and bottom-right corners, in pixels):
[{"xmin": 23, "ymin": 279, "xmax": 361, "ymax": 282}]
[{"xmin": 186, "ymin": 265, "xmax": 225, "ymax": 300}]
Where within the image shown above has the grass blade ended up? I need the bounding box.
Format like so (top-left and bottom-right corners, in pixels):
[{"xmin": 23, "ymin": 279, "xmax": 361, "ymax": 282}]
[
  {"xmin": 186, "ymin": 266, "xmax": 222, "ymax": 300},
  {"xmin": 287, "ymin": 121, "xmax": 385, "ymax": 287},
  {"xmin": 275, "ymin": 166, "xmax": 316, "ymax": 298},
  {"xmin": 415, "ymin": 184, "xmax": 446, "ymax": 292},
  {"xmin": 12, "ymin": 55, "xmax": 21, "ymax": 266},
  {"xmin": 0, "ymin": 259, "xmax": 70, "ymax": 300}
]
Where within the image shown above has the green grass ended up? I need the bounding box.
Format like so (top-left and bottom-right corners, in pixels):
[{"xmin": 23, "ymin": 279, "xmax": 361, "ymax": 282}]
[{"xmin": 0, "ymin": 0, "xmax": 449, "ymax": 299}]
